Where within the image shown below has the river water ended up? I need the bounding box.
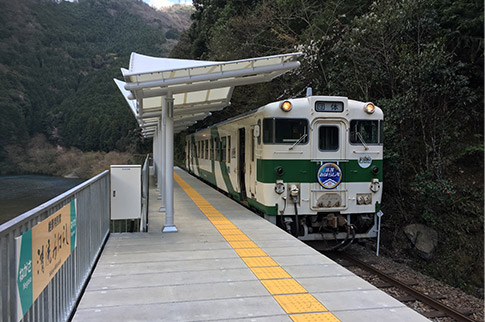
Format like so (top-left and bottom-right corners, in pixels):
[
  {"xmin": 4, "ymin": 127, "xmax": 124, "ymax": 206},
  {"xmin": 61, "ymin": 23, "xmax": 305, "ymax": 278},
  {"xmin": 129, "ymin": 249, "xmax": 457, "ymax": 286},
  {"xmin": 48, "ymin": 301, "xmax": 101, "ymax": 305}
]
[{"xmin": 0, "ymin": 175, "xmax": 85, "ymax": 225}]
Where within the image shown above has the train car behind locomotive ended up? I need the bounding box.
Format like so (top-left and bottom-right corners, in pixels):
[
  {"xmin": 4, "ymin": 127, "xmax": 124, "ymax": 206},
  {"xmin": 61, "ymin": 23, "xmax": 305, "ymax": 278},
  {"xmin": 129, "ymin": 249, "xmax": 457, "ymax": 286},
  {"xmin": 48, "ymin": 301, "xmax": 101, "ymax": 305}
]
[{"xmin": 186, "ymin": 93, "xmax": 383, "ymax": 250}]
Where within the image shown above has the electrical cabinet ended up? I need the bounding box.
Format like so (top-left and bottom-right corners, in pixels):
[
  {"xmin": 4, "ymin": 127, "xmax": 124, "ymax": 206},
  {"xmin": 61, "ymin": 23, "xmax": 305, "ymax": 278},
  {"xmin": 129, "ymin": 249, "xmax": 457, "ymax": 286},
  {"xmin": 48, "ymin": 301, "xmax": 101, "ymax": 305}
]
[{"xmin": 110, "ymin": 165, "xmax": 141, "ymax": 220}]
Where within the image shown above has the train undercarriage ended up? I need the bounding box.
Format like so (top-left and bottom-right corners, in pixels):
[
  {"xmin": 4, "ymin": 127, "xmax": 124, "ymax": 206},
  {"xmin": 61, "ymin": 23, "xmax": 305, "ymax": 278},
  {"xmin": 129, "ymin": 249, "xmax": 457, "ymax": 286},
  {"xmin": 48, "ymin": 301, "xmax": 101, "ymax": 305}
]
[{"xmin": 272, "ymin": 212, "xmax": 378, "ymax": 251}]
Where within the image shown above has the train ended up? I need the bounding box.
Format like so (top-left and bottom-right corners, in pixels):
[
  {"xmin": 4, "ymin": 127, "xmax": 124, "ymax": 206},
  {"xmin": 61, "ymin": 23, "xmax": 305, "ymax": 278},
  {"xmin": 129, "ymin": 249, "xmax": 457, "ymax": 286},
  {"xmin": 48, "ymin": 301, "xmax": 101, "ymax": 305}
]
[{"xmin": 185, "ymin": 91, "xmax": 383, "ymax": 250}]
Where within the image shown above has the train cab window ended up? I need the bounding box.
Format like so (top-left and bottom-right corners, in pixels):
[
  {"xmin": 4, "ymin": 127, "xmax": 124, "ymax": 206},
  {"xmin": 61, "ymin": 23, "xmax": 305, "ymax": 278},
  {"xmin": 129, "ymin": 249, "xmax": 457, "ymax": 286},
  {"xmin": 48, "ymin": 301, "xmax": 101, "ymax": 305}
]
[
  {"xmin": 350, "ymin": 120, "xmax": 382, "ymax": 144},
  {"xmin": 221, "ymin": 137, "xmax": 227, "ymax": 162},
  {"xmin": 319, "ymin": 126, "xmax": 339, "ymax": 151},
  {"xmin": 263, "ymin": 118, "xmax": 309, "ymax": 144}
]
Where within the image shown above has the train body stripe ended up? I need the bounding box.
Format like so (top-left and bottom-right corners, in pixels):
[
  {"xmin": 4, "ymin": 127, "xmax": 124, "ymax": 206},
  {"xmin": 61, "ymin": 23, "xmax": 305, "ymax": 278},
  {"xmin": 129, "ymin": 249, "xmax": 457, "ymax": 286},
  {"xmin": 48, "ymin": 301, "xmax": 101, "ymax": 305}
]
[
  {"xmin": 248, "ymin": 198, "xmax": 278, "ymax": 215},
  {"xmin": 256, "ymin": 159, "xmax": 383, "ymax": 183}
]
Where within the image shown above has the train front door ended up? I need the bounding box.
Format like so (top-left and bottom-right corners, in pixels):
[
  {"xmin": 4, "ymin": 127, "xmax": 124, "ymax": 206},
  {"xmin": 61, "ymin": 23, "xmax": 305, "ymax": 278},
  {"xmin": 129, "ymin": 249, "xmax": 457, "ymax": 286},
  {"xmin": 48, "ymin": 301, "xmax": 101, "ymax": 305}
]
[
  {"xmin": 311, "ymin": 119, "xmax": 347, "ymax": 208},
  {"xmin": 238, "ymin": 128, "xmax": 247, "ymax": 201}
]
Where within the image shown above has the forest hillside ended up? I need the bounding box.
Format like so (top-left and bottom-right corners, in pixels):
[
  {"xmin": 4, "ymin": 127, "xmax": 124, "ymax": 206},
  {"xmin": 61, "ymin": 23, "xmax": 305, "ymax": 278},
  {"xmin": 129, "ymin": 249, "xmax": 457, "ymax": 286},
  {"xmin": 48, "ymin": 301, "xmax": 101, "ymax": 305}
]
[
  {"xmin": 171, "ymin": 0, "xmax": 484, "ymax": 296},
  {"xmin": 0, "ymin": 0, "xmax": 192, "ymax": 175}
]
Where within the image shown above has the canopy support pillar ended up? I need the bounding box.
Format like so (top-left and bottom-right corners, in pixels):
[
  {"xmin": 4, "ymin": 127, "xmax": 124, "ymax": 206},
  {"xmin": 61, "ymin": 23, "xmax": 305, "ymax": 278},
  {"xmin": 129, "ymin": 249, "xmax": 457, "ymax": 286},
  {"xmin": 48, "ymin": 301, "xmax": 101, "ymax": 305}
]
[
  {"xmin": 153, "ymin": 129, "xmax": 159, "ymax": 193},
  {"xmin": 156, "ymin": 119, "xmax": 162, "ymax": 201},
  {"xmin": 158, "ymin": 117, "xmax": 165, "ymax": 209},
  {"xmin": 162, "ymin": 93, "xmax": 177, "ymax": 233}
]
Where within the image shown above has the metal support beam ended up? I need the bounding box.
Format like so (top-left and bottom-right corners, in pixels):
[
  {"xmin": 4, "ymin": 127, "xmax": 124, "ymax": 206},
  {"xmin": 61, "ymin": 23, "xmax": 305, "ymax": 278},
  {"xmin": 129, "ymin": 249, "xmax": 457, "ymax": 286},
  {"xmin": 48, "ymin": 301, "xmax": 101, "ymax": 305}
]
[
  {"xmin": 159, "ymin": 111, "xmax": 166, "ymax": 208},
  {"xmin": 162, "ymin": 94, "xmax": 177, "ymax": 232}
]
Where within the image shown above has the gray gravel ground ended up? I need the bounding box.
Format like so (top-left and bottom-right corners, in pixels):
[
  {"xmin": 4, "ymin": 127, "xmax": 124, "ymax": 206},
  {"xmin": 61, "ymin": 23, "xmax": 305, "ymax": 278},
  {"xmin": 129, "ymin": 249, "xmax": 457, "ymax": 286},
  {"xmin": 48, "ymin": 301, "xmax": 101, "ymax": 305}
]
[{"xmin": 341, "ymin": 244, "xmax": 484, "ymax": 322}]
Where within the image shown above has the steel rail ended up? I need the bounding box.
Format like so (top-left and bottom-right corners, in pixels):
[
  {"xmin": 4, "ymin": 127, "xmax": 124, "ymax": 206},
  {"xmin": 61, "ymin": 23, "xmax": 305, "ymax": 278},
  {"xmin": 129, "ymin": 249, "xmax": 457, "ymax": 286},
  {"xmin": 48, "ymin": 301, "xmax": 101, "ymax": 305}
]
[{"xmin": 338, "ymin": 253, "xmax": 476, "ymax": 322}]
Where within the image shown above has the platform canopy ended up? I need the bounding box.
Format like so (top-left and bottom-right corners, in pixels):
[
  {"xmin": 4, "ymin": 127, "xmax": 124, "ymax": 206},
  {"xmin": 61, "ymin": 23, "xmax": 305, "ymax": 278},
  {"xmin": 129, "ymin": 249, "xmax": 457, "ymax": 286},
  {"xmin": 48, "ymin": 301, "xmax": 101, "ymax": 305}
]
[{"xmin": 114, "ymin": 52, "xmax": 301, "ymax": 136}]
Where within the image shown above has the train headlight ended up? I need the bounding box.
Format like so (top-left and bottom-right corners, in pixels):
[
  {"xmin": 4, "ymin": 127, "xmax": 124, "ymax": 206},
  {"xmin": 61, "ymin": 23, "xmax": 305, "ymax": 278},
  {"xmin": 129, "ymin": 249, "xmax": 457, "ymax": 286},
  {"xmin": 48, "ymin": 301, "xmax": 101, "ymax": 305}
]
[
  {"xmin": 281, "ymin": 101, "xmax": 292, "ymax": 112},
  {"xmin": 364, "ymin": 103, "xmax": 375, "ymax": 114}
]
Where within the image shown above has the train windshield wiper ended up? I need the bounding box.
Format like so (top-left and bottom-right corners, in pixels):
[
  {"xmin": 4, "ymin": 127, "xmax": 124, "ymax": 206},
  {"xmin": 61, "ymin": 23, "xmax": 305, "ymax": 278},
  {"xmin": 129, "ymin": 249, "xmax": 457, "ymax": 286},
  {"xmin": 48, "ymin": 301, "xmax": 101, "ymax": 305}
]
[
  {"xmin": 289, "ymin": 133, "xmax": 307, "ymax": 150},
  {"xmin": 357, "ymin": 132, "xmax": 369, "ymax": 150}
]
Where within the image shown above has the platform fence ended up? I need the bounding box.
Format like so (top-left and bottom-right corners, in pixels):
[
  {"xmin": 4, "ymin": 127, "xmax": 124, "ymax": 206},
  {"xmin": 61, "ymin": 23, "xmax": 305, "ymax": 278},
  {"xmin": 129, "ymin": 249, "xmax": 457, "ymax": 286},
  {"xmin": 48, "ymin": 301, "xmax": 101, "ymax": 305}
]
[{"xmin": 0, "ymin": 170, "xmax": 110, "ymax": 322}]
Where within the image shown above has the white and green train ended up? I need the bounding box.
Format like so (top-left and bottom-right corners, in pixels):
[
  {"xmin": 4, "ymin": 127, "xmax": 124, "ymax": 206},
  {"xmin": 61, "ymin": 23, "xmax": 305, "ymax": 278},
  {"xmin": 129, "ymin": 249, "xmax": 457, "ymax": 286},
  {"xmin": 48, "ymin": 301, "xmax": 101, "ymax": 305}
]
[{"xmin": 186, "ymin": 94, "xmax": 383, "ymax": 249}]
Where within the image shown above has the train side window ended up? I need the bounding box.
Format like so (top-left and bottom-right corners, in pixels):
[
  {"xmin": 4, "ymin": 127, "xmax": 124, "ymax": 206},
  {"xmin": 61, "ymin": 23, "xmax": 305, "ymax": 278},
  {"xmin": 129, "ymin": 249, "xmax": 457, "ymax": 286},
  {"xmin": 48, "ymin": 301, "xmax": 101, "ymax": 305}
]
[
  {"xmin": 319, "ymin": 126, "xmax": 339, "ymax": 151},
  {"xmin": 205, "ymin": 140, "xmax": 209, "ymax": 159},
  {"xmin": 251, "ymin": 128, "xmax": 255, "ymax": 161},
  {"xmin": 227, "ymin": 136, "xmax": 231, "ymax": 160},
  {"xmin": 221, "ymin": 137, "xmax": 227, "ymax": 162},
  {"xmin": 210, "ymin": 139, "xmax": 214, "ymax": 160},
  {"xmin": 350, "ymin": 120, "xmax": 381, "ymax": 144}
]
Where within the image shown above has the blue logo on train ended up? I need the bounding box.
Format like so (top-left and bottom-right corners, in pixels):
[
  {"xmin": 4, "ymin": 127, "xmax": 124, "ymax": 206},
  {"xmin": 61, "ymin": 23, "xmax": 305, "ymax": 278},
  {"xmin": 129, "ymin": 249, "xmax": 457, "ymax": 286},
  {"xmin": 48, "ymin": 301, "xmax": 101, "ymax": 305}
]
[{"xmin": 317, "ymin": 163, "xmax": 342, "ymax": 189}]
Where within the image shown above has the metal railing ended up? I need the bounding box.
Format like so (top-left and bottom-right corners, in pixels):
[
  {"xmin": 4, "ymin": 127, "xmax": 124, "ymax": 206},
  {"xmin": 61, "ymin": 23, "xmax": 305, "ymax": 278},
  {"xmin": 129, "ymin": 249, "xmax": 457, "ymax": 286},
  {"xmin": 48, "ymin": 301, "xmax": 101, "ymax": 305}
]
[{"xmin": 0, "ymin": 170, "xmax": 110, "ymax": 322}]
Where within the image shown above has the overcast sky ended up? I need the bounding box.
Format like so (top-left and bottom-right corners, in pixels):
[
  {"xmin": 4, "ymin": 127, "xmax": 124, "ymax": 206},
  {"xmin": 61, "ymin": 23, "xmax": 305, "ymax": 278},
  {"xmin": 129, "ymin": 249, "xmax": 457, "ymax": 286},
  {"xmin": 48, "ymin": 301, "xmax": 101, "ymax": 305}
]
[{"xmin": 143, "ymin": 0, "xmax": 192, "ymax": 9}]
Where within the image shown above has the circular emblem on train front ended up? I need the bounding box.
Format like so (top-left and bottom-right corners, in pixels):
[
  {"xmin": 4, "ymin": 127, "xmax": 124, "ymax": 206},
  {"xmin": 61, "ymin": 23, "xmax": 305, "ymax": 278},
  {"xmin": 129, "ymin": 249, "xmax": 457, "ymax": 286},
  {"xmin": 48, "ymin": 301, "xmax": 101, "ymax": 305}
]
[
  {"xmin": 358, "ymin": 153, "xmax": 372, "ymax": 168},
  {"xmin": 317, "ymin": 163, "xmax": 343, "ymax": 189}
]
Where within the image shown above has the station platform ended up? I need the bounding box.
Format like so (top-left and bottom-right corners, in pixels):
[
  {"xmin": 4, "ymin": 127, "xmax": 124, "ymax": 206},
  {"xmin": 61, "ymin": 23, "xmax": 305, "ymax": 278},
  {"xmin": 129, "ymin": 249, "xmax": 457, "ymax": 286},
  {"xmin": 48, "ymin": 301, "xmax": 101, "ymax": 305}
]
[{"xmin": 72, "ymin": 168, "xmax": 429, "ymax": 322}]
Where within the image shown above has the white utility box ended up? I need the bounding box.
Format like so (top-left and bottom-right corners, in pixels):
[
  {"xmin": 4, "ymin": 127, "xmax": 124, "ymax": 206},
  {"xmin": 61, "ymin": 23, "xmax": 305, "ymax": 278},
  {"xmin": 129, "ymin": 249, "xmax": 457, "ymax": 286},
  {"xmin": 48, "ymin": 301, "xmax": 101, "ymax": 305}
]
[{"xmin": 110, "ymin": 165, "xmax": 141, "ymax": 220}]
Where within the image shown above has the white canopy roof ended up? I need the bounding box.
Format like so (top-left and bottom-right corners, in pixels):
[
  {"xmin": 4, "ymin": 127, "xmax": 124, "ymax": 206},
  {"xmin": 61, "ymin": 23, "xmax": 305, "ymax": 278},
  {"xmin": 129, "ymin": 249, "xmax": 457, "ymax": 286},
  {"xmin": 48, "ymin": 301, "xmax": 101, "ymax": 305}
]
[{"xmin": 115, "ymin": 52, "xmax": 301, "ymax": 136}]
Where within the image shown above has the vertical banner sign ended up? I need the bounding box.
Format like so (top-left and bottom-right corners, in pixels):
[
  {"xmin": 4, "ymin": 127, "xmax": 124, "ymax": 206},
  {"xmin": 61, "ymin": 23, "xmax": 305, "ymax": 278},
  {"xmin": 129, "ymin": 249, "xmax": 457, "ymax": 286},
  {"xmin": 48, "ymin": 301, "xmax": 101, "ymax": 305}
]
[{"xmin": 16, "ymin": 199, "xmax": 77, "ymax": 321}]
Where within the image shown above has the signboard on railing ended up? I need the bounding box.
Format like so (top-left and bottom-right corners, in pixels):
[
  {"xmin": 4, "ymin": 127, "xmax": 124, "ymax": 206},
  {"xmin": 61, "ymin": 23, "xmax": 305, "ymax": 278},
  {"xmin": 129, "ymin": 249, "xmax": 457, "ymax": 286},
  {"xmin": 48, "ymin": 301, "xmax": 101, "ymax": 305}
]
[{"xmin": 15, "ymin": 200, "xmax": 77, "ymax": 320}]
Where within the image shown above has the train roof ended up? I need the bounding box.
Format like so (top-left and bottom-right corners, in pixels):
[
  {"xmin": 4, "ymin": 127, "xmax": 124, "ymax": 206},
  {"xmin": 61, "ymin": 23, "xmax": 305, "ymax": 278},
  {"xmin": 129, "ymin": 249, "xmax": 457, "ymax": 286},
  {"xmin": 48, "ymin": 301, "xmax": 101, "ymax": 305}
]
[{"xmin": 190, "ymin": 95, "xmax": 382, "ymax": 135}]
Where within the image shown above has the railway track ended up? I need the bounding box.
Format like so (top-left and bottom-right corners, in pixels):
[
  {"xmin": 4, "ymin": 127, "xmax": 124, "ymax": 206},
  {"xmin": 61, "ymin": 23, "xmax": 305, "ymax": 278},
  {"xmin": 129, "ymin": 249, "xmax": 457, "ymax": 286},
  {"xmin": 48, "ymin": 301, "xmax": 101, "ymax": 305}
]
[{"xmin": 324, "ymin": 251, "xmax": 477, "ymax": 322}]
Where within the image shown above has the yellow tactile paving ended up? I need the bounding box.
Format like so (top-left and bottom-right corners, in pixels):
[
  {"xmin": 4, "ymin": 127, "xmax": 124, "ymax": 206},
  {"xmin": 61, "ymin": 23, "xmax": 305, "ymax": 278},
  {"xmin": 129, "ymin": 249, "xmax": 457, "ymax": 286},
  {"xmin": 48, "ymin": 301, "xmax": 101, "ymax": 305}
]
[
  {"xmin": 223, "ymin": 234, "xmax": 252, "ymax": 242},
  {"xmin": 208, "ymin": 217, "xmax": 229, "ymax": 220},
  {"xmin": 250, "ymin": 267, "xmax": 291, "ymax": 280},
  {"xmin": 234, "ymin": 248, "xmax": 268, "ymax": 257},
  {"xmin": 173, "ymin": 173, "xmax": 340, "ymax": 322},
  {"xmin": 290, "ymin": 313, "xmax": 341, "ymax": 322},
  {"xmin": 209, "ymin": 220, "xmax": 233, "ymax": 225},
  {"xmin": 242, "ymin": 256, "xmax": 279, "ymax": 267},
  {"xmin": 206, "ymin": 214, "xmax": 226, "ymax": 218},
  {"xmin": 212, "ymin": 223, "xmax": 238, "ymax": 229},
  {"xmin": 261, "ymin": 279, "xmax": 307, "ymax": 295},
  {"xmin": 227, "ymin": 241, "xmax": 259, "ymax": 249},
  {"xmin": 274, "ymin": 294, "xmax": 328, "ymax": 314},
  {"xmin": 218, "ymin": 229, "xmax": 244, "ymax": 235}
]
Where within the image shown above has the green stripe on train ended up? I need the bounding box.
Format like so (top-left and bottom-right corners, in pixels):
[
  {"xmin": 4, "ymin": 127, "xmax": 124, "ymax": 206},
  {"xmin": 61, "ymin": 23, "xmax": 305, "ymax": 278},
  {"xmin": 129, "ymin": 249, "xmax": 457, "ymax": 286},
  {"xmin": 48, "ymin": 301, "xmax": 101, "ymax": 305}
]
[
  {"xmin": 193, "ymin": 129, "xmax": 241, "ymax": 201},
  {"xmin": 211, "ymin": 128, "xmax": 239, "ymax": 200},
  {"xmin": 256, "ymin": 159, "xmax": 383, "ymax": 183},
  {"xmin": 248, "ymin": 198, "xmax": 278, "ymax": 215}
]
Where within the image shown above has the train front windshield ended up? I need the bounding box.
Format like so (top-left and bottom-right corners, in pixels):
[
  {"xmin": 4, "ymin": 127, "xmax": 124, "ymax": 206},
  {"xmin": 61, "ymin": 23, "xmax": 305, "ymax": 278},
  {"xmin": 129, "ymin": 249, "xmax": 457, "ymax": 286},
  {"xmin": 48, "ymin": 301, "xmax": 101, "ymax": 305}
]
[
  {"xmin": 349, "ymin": 120, "xmax": 383, "ymax": 144},
  {"xmin": 263, "ymin": 118, "xmax": 309, "ymax": 144}
]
